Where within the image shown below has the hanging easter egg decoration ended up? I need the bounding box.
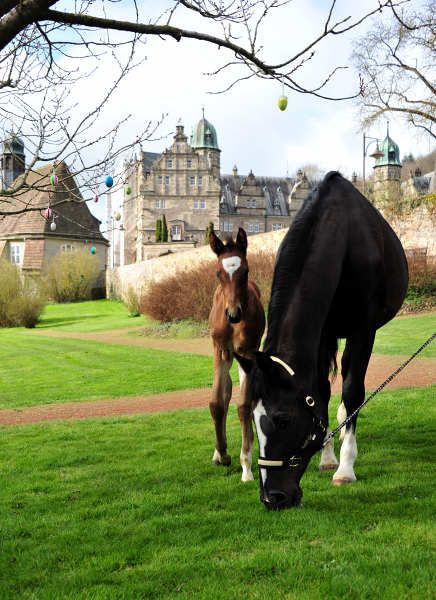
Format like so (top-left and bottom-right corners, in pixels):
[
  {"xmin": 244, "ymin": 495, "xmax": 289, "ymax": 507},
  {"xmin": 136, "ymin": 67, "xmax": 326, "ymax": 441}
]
[
  {"xmin": 125, "ymin": 185, "xmax": 132, "ymax": 195},
  {"xmin": 278, "ymin": 75, "xmax": 288, "ymax": 111},
  {"xmin": 50, "ymin": 221, "xmax": 56, "ymax": 231},
  {"xmin": 114, "ymin": 212, "xmax": 121, "ymax": 221},
  {"xmin": 94, "ymin": 186, "xmax": 98, "ymax": 203},
  {"xmin": 51, "ymin": 166, "xmax": 58, "ymax": 186},
  {"xmin": 45, "ymin": 207, "xmax": 52, "ymax": 219},
  {"xmin": 105, "ymin": 175, "xmax": 114, "ymax": 188},
  {"xmin": 278, "ymin": 95, "xmax": 288, "ymax": 111},
  {"xmin": 91, "ymin": 246, "xmax": 97, "ymax": 255}
]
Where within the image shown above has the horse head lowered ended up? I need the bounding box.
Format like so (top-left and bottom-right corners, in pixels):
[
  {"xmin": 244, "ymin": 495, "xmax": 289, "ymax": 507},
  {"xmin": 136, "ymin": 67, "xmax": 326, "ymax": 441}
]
[{"xmin": 235, "ymin": 351, "xmax": 328, "ymax": 509}]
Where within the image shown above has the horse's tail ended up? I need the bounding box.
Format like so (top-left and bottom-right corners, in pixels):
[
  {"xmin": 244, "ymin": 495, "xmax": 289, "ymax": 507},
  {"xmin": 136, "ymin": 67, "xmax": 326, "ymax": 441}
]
[{"xmin": 320, "ymin": 332, "xmax": 338, "ymax": 381}]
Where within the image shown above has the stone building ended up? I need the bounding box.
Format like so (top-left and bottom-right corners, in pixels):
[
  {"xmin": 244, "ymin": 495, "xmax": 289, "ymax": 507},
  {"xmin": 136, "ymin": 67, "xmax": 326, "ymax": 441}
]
[
  {"xmin": 111, "ymin": 114, "xmax": 319, "ymax": 265},
  {"xmin": 0, "ymin": 137, "xmax": 108, "ymax": 274},
  {"xmin": 373, "ymin": 128, "xmax": 402, "ymax": 200}
]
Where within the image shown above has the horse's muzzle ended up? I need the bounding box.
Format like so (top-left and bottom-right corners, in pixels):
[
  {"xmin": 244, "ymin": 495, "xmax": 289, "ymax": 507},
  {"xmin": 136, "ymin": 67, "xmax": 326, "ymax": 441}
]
[
  {"xmin": 260, "ymin": 484, "xmax": 303, "ymax": 510},
  {"xmin": 226, "ymin": 307, "xmax": 242, "ymax": 323}
]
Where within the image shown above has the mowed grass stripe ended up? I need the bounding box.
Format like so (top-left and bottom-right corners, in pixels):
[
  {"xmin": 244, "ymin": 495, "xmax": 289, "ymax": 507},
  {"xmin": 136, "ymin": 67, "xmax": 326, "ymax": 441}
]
[
  {"xmin": 0, "ymin": 335, "xmax": 235, "ymax": 409},
  {"xmin": 1, "ymin": 386, "xmax": 435, "ymax": 599}
]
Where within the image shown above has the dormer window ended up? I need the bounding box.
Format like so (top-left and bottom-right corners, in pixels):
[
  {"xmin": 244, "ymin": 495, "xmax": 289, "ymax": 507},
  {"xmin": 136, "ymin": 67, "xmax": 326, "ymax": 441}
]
[
  {"xmin": 167, "ymin": 160, "xmax": 173, "ymax": 168},
  {"xmin": 277, "ymin": 186, "xmax": 282, "ymax": 193},
  {"xmin": 187, "ymin": 160, "xmax": 192, "ymax": 168},
  {"xmin": 246, "ymin": 199, "xmax": 251, "ymax": 208},
  {"xmin": 158, "ymin": 175, "xmax": 163, "ymax": 185},
  {"xmin": 263, "ymin": 186, "xmax": 268, "ymax": 192}
]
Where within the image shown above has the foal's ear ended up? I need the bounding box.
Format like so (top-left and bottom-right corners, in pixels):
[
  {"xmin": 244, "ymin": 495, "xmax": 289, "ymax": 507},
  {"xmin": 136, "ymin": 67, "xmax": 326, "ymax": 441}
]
[
  {"xmin": 209, "ymin": 231, "xmax": 225, "ymax": 256},
  {"xmin": 236, "ymin": 228, "xmax": 247, "ymax": 255},
  {"xmin": 233, "ymin": 352, "xmax": 255, "ymax": 374}
]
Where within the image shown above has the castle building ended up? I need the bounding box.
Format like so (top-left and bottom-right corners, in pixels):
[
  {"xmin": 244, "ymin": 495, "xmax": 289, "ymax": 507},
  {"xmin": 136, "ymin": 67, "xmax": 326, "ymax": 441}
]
[
  {"xmin": 373, "ymin": 127, "xmax": 402, "ymax": 199},
  {"xmin": 111, "ymin": 115, "xmax": 319, "ymax": 265}
]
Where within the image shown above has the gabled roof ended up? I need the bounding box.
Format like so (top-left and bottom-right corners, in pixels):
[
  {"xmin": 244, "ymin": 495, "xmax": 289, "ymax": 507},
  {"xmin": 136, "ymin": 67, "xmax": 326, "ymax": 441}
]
[{"xmin": 0, "ymin": 162, "xmax": 106, "ymax": 242}]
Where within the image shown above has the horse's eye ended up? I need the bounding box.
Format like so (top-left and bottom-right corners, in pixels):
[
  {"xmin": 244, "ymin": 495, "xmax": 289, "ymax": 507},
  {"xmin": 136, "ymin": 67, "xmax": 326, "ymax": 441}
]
[
  {"xmin": 216, "ymin": 270, "xmax": 221, "ymax": 279},
  {"xmin": 279, "ymin": 418, "xmax": 292, "ymax": 429}
]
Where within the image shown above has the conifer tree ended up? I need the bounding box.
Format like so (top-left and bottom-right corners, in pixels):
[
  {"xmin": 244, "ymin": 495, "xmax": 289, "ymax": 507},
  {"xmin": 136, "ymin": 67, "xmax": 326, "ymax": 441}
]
[
  {"xmin": 205, "ymin": 221, "xmax": 214, "ymax": 245},
  {"xmin": 155, "ymin": 219, "xmax": 162, "ymax": 242},
  {"xmin": 162, "ymin": 214, "xmax": 168, "ymax": 242}
]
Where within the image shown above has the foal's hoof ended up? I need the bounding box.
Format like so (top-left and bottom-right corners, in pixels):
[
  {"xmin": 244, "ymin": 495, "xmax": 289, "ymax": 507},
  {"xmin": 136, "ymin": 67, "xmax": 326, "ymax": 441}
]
[
  {"xmin": 319, "ymin": 464, "xmax": 339, "ymax": 472},
  {"xmin": 213, "ymin": 458, "xmax": 231, "ymax": 467},
  {"xmin": 332, "ymin": 477, "xmax": 355, "ymax": 486}
]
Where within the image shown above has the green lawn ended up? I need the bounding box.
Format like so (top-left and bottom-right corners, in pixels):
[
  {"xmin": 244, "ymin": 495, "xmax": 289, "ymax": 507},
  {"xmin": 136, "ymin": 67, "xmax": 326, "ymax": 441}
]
[
  {"xmin": 35, "ymin": 299, "xmax": 146, "ymax": 333},
  {"xmin": 373, "ymin": 313, "xmax": 436, "ymax": 357},
  {"xmin": 1, "ymin": 386, "xmax": 435, "ymax": 599}
]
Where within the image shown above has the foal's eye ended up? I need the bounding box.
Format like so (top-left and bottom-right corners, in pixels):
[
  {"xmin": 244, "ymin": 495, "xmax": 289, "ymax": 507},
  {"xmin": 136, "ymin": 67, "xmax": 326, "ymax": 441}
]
[{"xmin": 216, "ymin": 270, "xmax": 221, "ymax": 279}]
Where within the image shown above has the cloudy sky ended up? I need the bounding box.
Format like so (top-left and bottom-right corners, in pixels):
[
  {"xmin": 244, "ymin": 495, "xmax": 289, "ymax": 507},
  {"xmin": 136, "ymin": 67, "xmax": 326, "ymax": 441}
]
[{"xmin": 53, "ymin": 0, "xmax": 430, "ymax": 224}]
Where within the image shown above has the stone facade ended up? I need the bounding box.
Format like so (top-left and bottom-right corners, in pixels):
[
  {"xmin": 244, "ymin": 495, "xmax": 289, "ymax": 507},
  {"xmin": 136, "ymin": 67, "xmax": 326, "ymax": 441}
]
[{"xmin": 109, "ymin": 116, "xmax": 320, "ymax": 267}]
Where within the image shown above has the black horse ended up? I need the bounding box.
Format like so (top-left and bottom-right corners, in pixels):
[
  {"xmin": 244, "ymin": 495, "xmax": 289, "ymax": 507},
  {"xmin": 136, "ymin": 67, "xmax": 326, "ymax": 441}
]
[{"xmin": 235, "ymin": 171, "xmax": 408, "ymax": 510}]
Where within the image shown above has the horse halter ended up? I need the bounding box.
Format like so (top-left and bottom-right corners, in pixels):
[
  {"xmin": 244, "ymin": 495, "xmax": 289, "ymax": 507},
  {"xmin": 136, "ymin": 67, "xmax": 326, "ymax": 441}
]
[{"xmin": 256, "ymin": 356, "xmax": 327, "ymax": 470}]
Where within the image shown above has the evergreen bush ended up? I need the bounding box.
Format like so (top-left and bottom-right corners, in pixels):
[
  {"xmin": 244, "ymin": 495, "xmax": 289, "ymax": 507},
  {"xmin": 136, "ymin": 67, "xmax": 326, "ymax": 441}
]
[
  {"xmin": 155, "ymin": 219, "xmax": 162, "ymax": 242},
  {"xmin": 162, "ymin": 214, "xmax": 168, "ymax": 242}
]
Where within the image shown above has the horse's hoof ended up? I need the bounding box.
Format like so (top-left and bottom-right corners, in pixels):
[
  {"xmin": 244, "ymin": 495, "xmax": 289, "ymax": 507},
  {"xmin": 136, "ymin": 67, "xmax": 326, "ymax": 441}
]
[
  {"xmin": 213, "ymin": 458, "xmax": 231, "ymax": 467},
  {"xmin": 241, "ymin": 472, "xmax": 254, "ymax": 483},
  {"xmin": 319, "ymin": 464, "xmax": 339, "ymax": 472},
  {"xmin": 332, "ymin": 477, "xmax": 355, "ymax": 486}
]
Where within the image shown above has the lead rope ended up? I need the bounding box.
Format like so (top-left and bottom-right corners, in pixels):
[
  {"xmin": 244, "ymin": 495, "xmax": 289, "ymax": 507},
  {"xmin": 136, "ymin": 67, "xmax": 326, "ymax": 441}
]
[{"xmin": 323, "ymin": 331, "xmax": 436, "ymax": 448}]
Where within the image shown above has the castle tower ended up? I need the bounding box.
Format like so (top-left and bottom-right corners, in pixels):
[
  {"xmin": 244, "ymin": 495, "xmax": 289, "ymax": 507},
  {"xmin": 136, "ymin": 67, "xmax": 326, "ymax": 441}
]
[
  {"xmin": 373, "ymin": 125, "xmax": 402, "ymax": 203},
  {"xmin": 1, "ymin": 132, "xmax": 25, "ymax": 189},
  {"xmin": 190, "ymin": 112, "xmax": 221, "ymax": 178}
]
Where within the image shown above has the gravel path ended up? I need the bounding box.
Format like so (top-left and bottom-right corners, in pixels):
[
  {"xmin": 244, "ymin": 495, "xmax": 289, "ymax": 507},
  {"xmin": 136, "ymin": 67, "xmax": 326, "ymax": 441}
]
[{"xmin": 1, "ymin": 329, "xmax": 435, "ymax": 427}]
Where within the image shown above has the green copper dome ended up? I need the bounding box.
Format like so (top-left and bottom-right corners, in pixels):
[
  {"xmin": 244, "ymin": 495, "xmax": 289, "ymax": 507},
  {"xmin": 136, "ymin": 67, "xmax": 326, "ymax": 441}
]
[
  {"xmin": 373, "ymin": 134, "xmax": 402, "ymax": 168},
  {"xmin": 190, "ymin": 117, "xmax": 219, "ymax": 150}
]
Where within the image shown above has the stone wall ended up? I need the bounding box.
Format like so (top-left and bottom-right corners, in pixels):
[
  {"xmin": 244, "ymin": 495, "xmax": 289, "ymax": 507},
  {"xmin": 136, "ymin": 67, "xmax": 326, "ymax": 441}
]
[
  {"xmin": 106, "ymin": 228, "xmax": 287, "ymax": 299},
  {"xmin": 382, "ymin": 206, "xmax": 436, "ymax": 257}
]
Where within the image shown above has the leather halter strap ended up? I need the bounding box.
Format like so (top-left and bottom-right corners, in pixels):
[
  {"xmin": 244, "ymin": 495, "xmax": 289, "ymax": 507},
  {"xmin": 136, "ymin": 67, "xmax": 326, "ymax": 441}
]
[{"xmin": 270, "ymin": 356, "xmax": 295, "ymax": 376}]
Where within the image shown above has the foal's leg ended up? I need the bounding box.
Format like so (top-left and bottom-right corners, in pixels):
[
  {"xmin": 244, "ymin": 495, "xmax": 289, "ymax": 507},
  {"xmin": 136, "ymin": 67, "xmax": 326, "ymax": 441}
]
[
  {"xmin": 210, "ymin": 344, "xmax": 233, "ymax": 466},
  {"xmin": 237, "ymin": 360, "xmax": 254, "ymax": 482},
  {"xmin": 318, "ymin": 375, "xmax": 339, "ymax": 472},
  {"xmin": 332, "ymin": 324, "xmax": 376, "ymax": 486}
]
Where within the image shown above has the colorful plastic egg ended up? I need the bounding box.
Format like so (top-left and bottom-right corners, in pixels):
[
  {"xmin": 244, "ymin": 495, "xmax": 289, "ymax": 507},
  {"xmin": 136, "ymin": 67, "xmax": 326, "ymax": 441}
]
[
  {"xmin": 105, "ymin": 176, "xmax": 114, "ymax": 188},
  {"xmin": 94, "ymin": 188, "xmax": 99, "ymax": 203},
  {"xmin": 45, "ymin": 208, "xmax": 52, "ymax": 219},
  {"xmin": 91, "ymin": 246, "xmax": 97, "ymax": 255},
  {"xmin": 51, "ymin": 173, "xmax": 58, "ymax": 186},
  {"xmin": 50, "ymin": 222, "xmax": 56, "ymax": 231},
  {"xmin": 114, "ymin": 212, "xmax": 121, "ymax": 221},
  {"xmin": 278, "ymin": 95, "xmax": 288, "ymax": 111},
  {"xmin": 125, "ymin": 186, "xmax": 132, "ymax": 195}
]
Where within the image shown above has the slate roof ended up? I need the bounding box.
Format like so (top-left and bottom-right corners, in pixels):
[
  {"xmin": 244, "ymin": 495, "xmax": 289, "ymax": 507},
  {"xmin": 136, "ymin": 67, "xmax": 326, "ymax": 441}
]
[
  {"xmin": 0, "ymin": 162, "xmax": 106, "ymax": 242},
  {"xmin": 141, "ymin": 151, "xmax": 161, "ymax": 172},
  {"xmin": 219, "ymin": 174, "xmax": 319, "ymax": 216}
]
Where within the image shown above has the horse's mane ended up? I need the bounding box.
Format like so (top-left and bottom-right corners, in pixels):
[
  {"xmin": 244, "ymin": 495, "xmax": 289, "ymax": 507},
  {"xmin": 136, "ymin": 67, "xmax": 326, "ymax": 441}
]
[{"xmin": 264, "ymin": 171, "xmax": 344, "ymax": 352}]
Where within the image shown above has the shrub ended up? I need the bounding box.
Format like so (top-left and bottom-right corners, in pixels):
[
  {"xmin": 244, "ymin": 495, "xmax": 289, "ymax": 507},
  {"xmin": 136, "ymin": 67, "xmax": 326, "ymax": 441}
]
[
  {"xmin": 0, "ymin": 260, "xmax": 23, "ymax": 326},
  {"xmin": 405, "ymin": 254, "xmax": 436, "ymax": 305},
  {"xmin": 8, "ymin": 296, "xmax": 46, "ymax": 328},
  {"xmin": 139, "ymin": 247, "xmax": 276, "ymax": 323},
  {"xmin": 42, "ymin": 247, "xmax": 102, "ymax": 303},
  {"xmin": 123, "ymin": 283, "xmax": 143, "ymax": 316}
]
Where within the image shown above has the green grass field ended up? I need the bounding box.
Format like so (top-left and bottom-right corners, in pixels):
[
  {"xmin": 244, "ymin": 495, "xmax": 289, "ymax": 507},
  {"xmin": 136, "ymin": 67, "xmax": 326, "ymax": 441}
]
[
  {"xmin": 1, "ymin": 386, "xmax": 435, "ymax": 599},
  {"xmin": 1, "ymin": 302, "xmax": 435, "ymax": 598}
]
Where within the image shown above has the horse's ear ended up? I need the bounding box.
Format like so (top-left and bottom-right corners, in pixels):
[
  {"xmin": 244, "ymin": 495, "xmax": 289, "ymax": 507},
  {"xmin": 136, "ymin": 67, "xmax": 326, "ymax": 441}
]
[
  {"xmin": 209, "ymin": 231, "xmax": 225, "ymax": 256},
  {"xmin": 253, "ymin": 351, "xmax": 276, "ymax": 378},
  {"xmin": 236, "ymin": 228, "xmax": 247, "ymax": 255},
  {"xmin": 233, "ymin": 352, "xmax": 255, "ymax": 375}
]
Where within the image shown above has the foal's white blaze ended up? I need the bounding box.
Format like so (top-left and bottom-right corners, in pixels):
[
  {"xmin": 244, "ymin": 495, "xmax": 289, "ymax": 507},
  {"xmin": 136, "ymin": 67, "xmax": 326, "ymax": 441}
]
[
  {"xmin": 333, "ymin": 427, "xmax": 358, "ymax": 484},
  {"xmin": 222, "ymin": 255, "xmax": 242, "ymax": 280},
  {"xmin": 253, "ymin": 398, "xmax": 268, "ymax": 485}
]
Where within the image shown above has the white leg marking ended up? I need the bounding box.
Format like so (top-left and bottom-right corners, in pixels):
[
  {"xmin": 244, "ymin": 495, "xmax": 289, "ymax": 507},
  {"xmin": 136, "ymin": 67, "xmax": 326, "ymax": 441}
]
[
  {"xmin": 222, "ymin": 256, "xmax": 241, "ymax": 280},
  {"xmin": 238, "ymin": 364, "xmax": 246, "ymax": 390},
  {"xmin": 213, "ymin": 449, "xmax": 220, "ymax": 462},
  {"xmin": 337, "ymin": 402, "xmax": 347, "ymax": 442},
  {"xmin": 319, "ymin": 427, "xmax": 339, "ymax": 470},
  {"xmin": 253, "ymin": 399, "xmax": 268, "ymax": 486},
  {"xmin": 333, "ymin": 427, "xmax": 357, "ymax": 484},
  {"xmin": 240, "ymin": 449, "xmax": 253, "ymax": 482}
]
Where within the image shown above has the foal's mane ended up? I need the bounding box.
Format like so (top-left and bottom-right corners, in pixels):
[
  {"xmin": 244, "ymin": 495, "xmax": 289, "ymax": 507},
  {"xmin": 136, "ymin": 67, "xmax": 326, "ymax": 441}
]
[{"xmin": 264, "ymin": 171, "xmax": 343, "ymax": 351}]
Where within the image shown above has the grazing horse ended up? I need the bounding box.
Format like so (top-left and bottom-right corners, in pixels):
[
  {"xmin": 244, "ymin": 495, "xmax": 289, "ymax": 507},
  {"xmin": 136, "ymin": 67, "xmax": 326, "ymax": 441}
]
[
  {"xmin": 235, "ymin": 172, "xmax": 408, "ymax": 509},
  {"xmin": 209, "ymin": 228, "xmax": 266, "ymax": 482}
]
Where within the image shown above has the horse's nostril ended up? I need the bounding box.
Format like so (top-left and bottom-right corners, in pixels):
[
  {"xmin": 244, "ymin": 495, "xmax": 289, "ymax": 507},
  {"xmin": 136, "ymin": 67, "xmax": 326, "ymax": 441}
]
[{"xmin": 265, "ymin": 490, "xmax": 288, "ymax": 509}]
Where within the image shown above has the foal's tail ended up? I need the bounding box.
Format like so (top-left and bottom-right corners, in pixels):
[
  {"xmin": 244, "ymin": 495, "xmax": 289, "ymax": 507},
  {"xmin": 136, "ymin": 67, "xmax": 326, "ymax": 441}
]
[{"xmin": 320, "ymin": 332, "xmax": 338, "ymax": 381}]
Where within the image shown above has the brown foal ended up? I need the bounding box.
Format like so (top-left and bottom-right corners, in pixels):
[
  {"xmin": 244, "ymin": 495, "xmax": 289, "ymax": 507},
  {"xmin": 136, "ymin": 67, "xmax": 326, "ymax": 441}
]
[{"xmin": 208, "ymin": 228, "xmax": 266, "ymax": 481}]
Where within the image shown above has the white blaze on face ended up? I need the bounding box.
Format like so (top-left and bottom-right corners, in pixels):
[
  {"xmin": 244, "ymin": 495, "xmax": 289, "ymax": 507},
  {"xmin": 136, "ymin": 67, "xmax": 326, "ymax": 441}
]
[
  {"xmin": 221, "ymin": 256, "xmax": 241, "ymax": 280},
  {"xmin": 253, "ymin": 398, "xmax": 268, "ymax": 485}
]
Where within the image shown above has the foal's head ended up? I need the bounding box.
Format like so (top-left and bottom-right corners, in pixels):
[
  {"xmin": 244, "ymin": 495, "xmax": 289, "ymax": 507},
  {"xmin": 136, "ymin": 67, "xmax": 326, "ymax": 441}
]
[{"xmin": 209, "ymin": 228, "xmax": 249, "ymax": 324}]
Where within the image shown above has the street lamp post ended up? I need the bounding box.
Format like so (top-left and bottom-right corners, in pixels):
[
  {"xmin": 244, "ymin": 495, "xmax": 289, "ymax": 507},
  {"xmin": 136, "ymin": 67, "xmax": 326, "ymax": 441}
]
[{"xmin": 363, "ymin": 133, "xmax": 384, "ymax": 198}]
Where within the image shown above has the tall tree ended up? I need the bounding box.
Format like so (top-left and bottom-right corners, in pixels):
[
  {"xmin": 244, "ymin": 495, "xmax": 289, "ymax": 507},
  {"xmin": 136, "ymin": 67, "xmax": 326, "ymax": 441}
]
[
  {"xmin": 351, "ymin": 1, "xmax": 436, "ymax": 141},
  {"xmin": 162, "ymin": 214, "xmax": 168, "ymax": 243}
]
